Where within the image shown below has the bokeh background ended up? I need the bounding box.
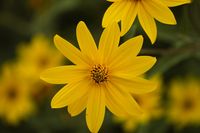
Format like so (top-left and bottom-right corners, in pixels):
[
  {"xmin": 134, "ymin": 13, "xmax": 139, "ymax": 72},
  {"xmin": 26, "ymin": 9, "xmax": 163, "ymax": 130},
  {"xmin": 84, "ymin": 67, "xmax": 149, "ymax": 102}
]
[{"xmin": 0, "ymin": 0, "xmax": 200, "ymax": 133}]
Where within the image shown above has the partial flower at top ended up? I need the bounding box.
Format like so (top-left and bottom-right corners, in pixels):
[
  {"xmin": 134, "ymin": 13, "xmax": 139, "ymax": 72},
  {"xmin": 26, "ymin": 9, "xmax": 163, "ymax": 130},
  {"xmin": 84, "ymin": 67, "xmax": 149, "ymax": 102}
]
[
  {"xmin": 40, "ymin": 21, "xmax": 157, "ymax": 133},
  {"xmin": 167, "ymin": 77, "xmax": 200, "ymax": 127},
  {"xmin": 0, "ymin": 64, "xmax": 35, "ymax": 125},
  {"xmin": 103, "ymin": 0, "xmax": 191, "ymax": 44}
]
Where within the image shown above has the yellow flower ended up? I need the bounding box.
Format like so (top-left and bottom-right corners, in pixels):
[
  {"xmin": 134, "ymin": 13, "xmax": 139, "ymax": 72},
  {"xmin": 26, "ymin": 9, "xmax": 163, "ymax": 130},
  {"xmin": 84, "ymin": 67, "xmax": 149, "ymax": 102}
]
[
  {"xmin": 167, "ymin": 78, "xmax": 200, "ymax": 127},
  {"xmin": 17, "ymin": 34, "xmax": 63, "ymax": 96},
  {"xmin": 0, "ymin": 64, "xmax": 34, "ymax": 125},
  {"xmin": 40, "ymin": 21, "xmax": 157, "ymax": 133},
  {"xmin": 102, "ymin": 0, "xmax": 191, "ymax": 44},
  {"xmin": 115, "ymin": 74, "xmax": 163, "ymax": 132}
]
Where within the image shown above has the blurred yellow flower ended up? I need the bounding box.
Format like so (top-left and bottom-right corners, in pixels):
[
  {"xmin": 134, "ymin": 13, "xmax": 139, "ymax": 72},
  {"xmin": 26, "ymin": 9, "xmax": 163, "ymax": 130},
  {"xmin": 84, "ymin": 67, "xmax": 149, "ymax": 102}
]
[
  {"xmin": 167, "ymin": 78, "xmax": 200, "ymax": 127},
  {"xmin": 40, "ymin": 21, "xmax": 157, "ymax": 133},
  {"xmin": 17, "ymin": 34, "xmax": 63, "ymax": 96},
  {"xmin": 115, "ymin": 74, "xmax": 163, "ymax": 132},
  {"xmin": 0, "ymin": 64, "xmax": 35, "ymax": 125},
  {"xmin": 102, "ymin": 0, "xmax": 191, "ymax": 44}
]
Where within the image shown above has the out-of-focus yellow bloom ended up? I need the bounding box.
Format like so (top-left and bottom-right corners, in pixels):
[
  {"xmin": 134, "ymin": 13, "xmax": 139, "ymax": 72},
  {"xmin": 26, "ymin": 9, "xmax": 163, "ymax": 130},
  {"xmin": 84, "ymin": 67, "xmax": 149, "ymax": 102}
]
[
  {"xmin": 17, "ymin": 34, "xmax": 63, "ymax": 96},
  {"xmin": 103, "ymin": 0, "xmax": 191, "ymax": 44},
  {"xmin": 115, "ymin": 75, "xmax": 163, "ymax": 132},
  {"xmin": 0, "ymin": 64, "xmax": 35, "ymax": 125},
  {"xmin": 167, "ymin": 78, "xmax": 200, "ymax": 127},
  {"xmin": 40, "ymin": 21, "xmax": 157, "ymax": 133}
]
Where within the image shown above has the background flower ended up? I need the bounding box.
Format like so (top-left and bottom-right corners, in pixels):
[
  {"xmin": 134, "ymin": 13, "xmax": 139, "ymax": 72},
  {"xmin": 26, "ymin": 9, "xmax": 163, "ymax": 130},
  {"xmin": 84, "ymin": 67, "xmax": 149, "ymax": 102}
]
[
  {"xmin": 167, "ymin": 78, "xmax": 200, "ymax": 127},
  {"xmin": 0, "ymin": 64, "xmax": 35, "ymax": 125}
]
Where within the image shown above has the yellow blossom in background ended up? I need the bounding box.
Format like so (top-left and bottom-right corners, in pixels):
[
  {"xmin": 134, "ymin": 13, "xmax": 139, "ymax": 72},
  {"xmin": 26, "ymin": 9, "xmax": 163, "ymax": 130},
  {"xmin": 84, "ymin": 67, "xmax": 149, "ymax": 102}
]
[
  {"xmin": 115, "ymin": 74, "xmax": 163, "ymax": 132},
  {"xmin": 16, "ymin": 34, "xmax": 63, "ymax": 96},
  {"xmin": 40, "ymin": 21, "xmax": 157, "ymax": 133},
  {"xmin": 0, "ymin": 64, "xmax": 35, "ymax": 125},
  {"xmin": 102, "ymin": 0, "xmax": 191, "ymax": 43},
  {"xmin": 167, "ymin": 78, "xmax": 200, "ymax": 127}
]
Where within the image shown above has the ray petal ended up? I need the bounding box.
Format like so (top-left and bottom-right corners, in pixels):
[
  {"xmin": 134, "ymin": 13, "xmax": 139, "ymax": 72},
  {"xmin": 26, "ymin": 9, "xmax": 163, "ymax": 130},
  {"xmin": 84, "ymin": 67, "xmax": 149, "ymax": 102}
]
[
  {"xmin": 121, "ymin": 1, "xmax": 138, "ymax": 36},
  {"xmin": 112, "ymin": 56, "xmax": 157, "ymax": 77},
  {"xmin": 162, "ymin": 0, "xmax": 191, "ymax": 7},
  {"xmin": 68, "ymin": 94, "xmax": 88, "ymax": 117},
  {"xmin": 102, "ymin": 1, "xmax": 127, "ymax": 27},
  {"xmin": 54, "ymin": 35, "xmax": 89, "ymax": 65},
  {"xmin": 105, "ymin": 82, "xmax": 143, "ymax": 116},
  {"xmin": 142, "ymin": 0, "xmax": 177, "ymax": 25},
  {"xmin": 40, "ymin": 65, "xmax": 87, "ymax": 84},
  {"xmin": 138, "ymin": 4, "xmax": 157, "ymax": 44},
  {"xmin": 51, "ymin": 80, "xmax": 90, "ymax": 108},
  {"xmin": 98, "ymin": 22, "xmax": 120, "ymax": 64},
  {"xmin": 86, "ymin": 87, "xmax": 105, "ymax": 133},
  {"xmin": 109, "ymin": 35, "xmax": 143, "ymax": 68},
  {"xmin": 110, "ymin": 76, "xmax": 157, "ymax": 94},
  {"xmin": 76, "ymin": 21, "xmax": 97, "ymax": 61}
]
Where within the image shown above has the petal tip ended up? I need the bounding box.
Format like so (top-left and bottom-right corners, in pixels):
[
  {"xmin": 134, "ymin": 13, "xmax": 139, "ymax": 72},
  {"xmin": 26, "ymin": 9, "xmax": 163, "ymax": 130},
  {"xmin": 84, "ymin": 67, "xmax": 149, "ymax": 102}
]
[
  {"xmin": 150, "ymin": 57, "xmax": 157, "ymax": 65},
  {"xmin": 51, "ymin": 99, "xmax": 61, "ymax": 109},
  {"xmin": 136, "ymin": 35, "xmax": 144, "ymax": 42},
  {"xmin": 150, "ymin": 37, "xmax": 156, "ymax": 44},
  {"xmin": 77, "ymin": 21, "xmax": 86, "ymax": 27},
  {"xmin": 54, "ymin": 34, "xmax": 62, "ymax": 46}
]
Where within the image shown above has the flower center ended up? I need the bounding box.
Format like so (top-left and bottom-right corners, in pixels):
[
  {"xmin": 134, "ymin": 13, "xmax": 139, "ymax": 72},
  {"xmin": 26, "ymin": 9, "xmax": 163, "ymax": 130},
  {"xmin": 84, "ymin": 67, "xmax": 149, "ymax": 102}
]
[
  {"xmin": 7, "ymin": 86, "xmax": 18, "ymax": 100},
  {"xmin": 182, "ymin": 98, "xmax": 194, "ymax": 111},
  {"xmin": 38, "ymin": 56, "xmax": 49, "ymax": 68},
  {"xmin": 91, "ymin": 64, "xmax": 108, "ymax": 84}
]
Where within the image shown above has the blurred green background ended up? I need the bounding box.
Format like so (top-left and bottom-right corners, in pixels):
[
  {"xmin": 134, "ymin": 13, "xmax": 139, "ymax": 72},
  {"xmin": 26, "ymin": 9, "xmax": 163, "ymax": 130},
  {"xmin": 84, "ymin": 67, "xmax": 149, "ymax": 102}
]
[{"xmin": 0, "ymin": 0, "xmax": 200, "ymax": 133}]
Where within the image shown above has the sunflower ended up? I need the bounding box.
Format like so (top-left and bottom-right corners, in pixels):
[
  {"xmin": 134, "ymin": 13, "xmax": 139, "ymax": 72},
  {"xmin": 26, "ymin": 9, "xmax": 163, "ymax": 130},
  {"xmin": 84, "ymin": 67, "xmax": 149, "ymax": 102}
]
[
  {"xmin": 0, "ymin": 64, "xmax": 34, "ymax": 125},
  {"xmin": 40, "ymin": 21, "xmax": 157, "ymax": 133},
  {"xmin": 167, "ymin": 78, "xmax": 200, "ymax": 127},
  {"xmin": 102, "ymin": 0, "xmax": 191, "ymax": 44}
]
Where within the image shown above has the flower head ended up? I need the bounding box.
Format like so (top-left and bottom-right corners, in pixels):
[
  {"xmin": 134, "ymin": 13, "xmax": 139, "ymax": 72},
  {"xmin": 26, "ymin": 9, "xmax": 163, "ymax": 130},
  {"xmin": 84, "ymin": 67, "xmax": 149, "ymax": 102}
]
[
  {"xmin": 103, "ymin": 0, "xmax": 191, "ymax": 44},
  {"xmin": 40, "ymin": 21, "xmax": 157, "ymax": 133},
  {"xmin": 17, "ymin": 35, "xmax": 63, "ymax": 96},
  {"xmin": 167, "ymin": 78, "xmax": 200, "ymax": 127},
  {"xmin": 0, "ymin": 64, "xmax": 34, "ymax": 125}
]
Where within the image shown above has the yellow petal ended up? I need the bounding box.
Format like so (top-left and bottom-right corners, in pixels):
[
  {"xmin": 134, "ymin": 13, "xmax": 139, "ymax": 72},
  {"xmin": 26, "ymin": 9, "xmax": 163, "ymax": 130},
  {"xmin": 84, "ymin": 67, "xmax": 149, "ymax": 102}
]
[
  {"xmin": 68, "ymin": 94, "xmax": 88, "ymax": 117},
  {"xmin": 112, "ymin": 56, "xmax": 157, "ymax": 77},
  {"xmin": 105, "ymin": 85, "xmax": 129, "ymax": 117},
  {"xmin": 86, "ymin": 87, "xmax": 105, "ymax": 133},
  {"xmin": 98, "ymin": 22, "xmax": 120, "ymax": 64},
  {"xmin": 109, "ymin": 35, "xmax": 143, "ymax": 68},
  {"xmin": 142, "ymin": 0, "xmax": 177, "ymax": 25},
  {"xmin": 162, "ymin": 0, "xmax": 191, "ymax": 7},
  {"xmin": 110, "ymin": 77, "xmax": 157, "ymax": 94},
  {"xmin": 102, "ymin": 1, "xmax": 126, "ymax": 27},
  {"xmin": 138, "ymin": 4, "xmax": 157, "ymax": 44},
  {"xmin": 121, "ymin": 1, "xmax": 138, "ymax": 36},
  {"xmin": 51, "ymin": 81, "xmax": 90, "ymax": 108},
  {"xmin": 105, "ymin": 82, "xmax": 143, "ymax": 116},
  {"xmin": 76, "ymin": 21, "xmax": 97, "ymax": 62},
  {"xmin": 54, "ymin": 35, "xmax": 89, "ymax": 66},
  {"xmin": 40, "ymin": 66, "xmax": 87, "ymax": 84}
]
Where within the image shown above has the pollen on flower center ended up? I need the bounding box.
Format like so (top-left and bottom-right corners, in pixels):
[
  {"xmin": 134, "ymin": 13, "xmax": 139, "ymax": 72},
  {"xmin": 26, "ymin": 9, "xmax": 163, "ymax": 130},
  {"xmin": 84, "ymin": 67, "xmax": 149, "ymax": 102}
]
[{"xmin": 91, "ymin": 64, "xmax": 108, "ymax": 84}]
